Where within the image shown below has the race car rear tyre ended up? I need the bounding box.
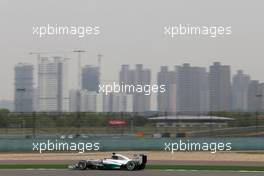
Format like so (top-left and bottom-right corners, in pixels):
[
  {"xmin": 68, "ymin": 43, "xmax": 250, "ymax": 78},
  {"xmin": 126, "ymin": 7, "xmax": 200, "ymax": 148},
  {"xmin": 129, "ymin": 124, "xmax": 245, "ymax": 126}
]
[
  {"xmin": 126, "ymin": 161, "xmax": 136, "ymax": 171},
  {"xmin": 78, "ymin": 160, "xmax": 87, "ymax": 170},
  {"xmin": 137, "ymin": 163, "xmax": 146, "ymax": 170}
]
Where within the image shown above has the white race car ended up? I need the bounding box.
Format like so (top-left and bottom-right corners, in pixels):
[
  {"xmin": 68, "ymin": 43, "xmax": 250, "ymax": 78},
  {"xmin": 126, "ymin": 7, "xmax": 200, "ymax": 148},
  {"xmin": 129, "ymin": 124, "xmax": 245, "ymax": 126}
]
[{"xmin": 69, "ymin": 153, "xmax": 147, "ymax": 171}]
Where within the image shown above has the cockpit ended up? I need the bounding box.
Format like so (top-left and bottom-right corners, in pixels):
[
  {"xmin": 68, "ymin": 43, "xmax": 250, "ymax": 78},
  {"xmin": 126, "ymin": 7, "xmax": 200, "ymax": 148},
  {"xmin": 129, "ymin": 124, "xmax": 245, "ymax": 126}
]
[
  {"xmin": 111, "ymin": 155, "xmax": 119, "ymax": 160},
  {"xmin": 110, "ymin": 153, "xmax": 129, "ymax": 160}
]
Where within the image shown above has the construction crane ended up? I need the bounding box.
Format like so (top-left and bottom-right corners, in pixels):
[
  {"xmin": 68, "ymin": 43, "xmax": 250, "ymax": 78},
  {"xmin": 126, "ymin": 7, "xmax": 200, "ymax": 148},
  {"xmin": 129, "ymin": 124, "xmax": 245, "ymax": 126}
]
[
  {"xmin": 30, "ymin": 50, "xmax": 88, "ymax": 89},
  {"xmin": 29, "ymin": 51, "xmax": 72, "ymax": 67},
  {"xmin": 29, "ymin": 51, "xmax": 71, "ymax": 57}
]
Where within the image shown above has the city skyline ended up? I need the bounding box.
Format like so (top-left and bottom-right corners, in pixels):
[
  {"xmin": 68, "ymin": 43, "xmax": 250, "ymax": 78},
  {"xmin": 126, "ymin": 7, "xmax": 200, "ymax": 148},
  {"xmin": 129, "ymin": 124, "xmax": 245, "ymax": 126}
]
[
  {"xmin": 3, "ymin": 55, "xmax": 264, "ymax": 101},
  {"xmin": 10, "ymin": 59, "xmax": 264, "ymax": 113}
]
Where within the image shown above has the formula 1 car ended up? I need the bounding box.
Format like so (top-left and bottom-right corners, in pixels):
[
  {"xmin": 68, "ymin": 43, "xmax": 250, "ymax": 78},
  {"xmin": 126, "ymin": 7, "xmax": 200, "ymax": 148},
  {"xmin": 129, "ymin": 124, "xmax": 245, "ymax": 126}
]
[{"xmin": 68, "ymin": 153, "xmax": 147, "ymax": 171}]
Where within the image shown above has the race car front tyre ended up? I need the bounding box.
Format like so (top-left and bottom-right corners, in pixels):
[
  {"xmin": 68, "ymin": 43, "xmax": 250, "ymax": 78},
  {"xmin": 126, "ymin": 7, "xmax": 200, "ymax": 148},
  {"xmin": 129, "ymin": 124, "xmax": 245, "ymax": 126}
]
[
  {"xmin": 78, "ymin": 160, "xmax": 87, "ymax": 170},
  {"xmin": 126, "ymin": 161, "xmax": 136, "ymax": 171}
]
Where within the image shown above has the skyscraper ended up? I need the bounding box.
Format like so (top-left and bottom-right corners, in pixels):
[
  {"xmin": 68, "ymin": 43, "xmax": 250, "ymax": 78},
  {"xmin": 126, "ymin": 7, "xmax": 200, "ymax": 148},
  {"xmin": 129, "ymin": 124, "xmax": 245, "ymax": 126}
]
[
  {"xmin": 69, "ymin": 89, "xmax": 79, "ymax": 112},
  {"xmin": 157, "ymin": 66, "xmax": 177, "ymax": 113},
  {"xmin": 79, "ymin": 90, "xmax": 97, "ymax": 112},
  {"xmin": 119, "ymin": 64, "xmax": 151, "ymax": 112},
  {"xmin": 133, "ymin": 64, "xmax": 151, "ymax": 112},
  {"xmin": 192, "ymin": 66, "xmax": 209, "ymax": 113},
  {"xmin": 175, "ymin": 63, "xmax": 209, "ymax": 114},
  {"xmin": 82, "ymin": 65, "xmax": 100, "ymax": 92},
  {"xmin": 247, "ymin": 80, "xmax": 262, "ymax": 112},
  {"xmin": 102, "ymin": 93, "xmax": 133, "ymax": 112},
  {"xmin": 38, "ymin": 57, "xmax": 69, "ymax": 112},
  {"xmin": 209, "ymin": 62, "xmax": 232, "ymax": 112},
  {"xmin": 232, "ymin": 70, "xmax": 250, "ymax": 112},
  {"xmin": 14, "ymin": 63, "xmax": 34, "ymax": 112},
  {"xmin": 119, "ymin": 65, "xmax": 134, "ymax": 85},
  {"xmin": 259, "ymin": 83, "xmax": 264, "ymax": 112}
]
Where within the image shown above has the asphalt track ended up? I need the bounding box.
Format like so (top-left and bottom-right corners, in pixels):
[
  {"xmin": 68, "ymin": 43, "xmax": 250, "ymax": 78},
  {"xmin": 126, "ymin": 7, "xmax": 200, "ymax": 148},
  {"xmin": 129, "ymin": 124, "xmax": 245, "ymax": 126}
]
[
  {"xmin": 1, "ymin": 160, "xmax": 263, "ymax": 166},
  {"xmin": 0, "ymin": 169, "xmax": 264, "ymax": 176}
]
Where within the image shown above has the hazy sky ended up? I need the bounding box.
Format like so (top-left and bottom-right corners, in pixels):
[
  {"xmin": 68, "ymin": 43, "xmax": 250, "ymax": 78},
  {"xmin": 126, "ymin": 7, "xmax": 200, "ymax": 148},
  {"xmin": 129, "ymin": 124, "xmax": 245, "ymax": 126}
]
[{"xmin": 0, "ymin": 0, "xmax": 264, "ymax": 100}]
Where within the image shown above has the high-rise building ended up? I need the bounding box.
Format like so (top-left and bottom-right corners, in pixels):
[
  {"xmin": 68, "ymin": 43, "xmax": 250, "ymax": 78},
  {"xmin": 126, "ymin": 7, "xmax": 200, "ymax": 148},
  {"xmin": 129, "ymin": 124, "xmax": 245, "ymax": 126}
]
[
  {"xmin": 14, "ymin": 63, "xmax": 34, "ymax": 112},
  {"xmin": 82, "ymin": 65, "xmax": 100, "ymax": 92},
  {"xmin": 69, "ymin": 89, "xmax": 79, "ymax": 112},
  {"xmin": 119, "ymin": 65, "xmax": 134, "ymax": 85},
  {"xmin": 102, "ymin": 93, "xmax": 133, "ymax": 112},
  {"xmin": 33, "ymin": 88, "xmax": 38, "ymax": 111},
  {"xmin": 192, "ymin": 66, "xmax": 209, "ymax": 113},
  {"xmin": 119, "ymin": 64, "xmax": 151, "ymax": 112},
  {"xmin": 38, "ymin": 57, "xmax": 69, "ymax": 112},
  {"xmin": 175, "ymin": 63, "xmax": 209, "ymax": 114},
  {"xmin": 259, "ymin": 83, "xmax": 264, "ymax": 112},
  {"xmin": 209, "ymin": 62, "xmax": 232, "ymax": 112},
  {"xmin": 96, "ymin": 93, "xmax": 103, "ymax": 112},
  {"xmin": 102, "ymin": 93, "xmax": 112, "ymax": 112},
  {"xmin": 79, "ymin": 90, "xmax": 97, "ymax": 112},
  {"xmin": 69, "ymin": 89, "xmax": 102, "ymax": 112},
  {"xmin": 232, "ymin": 70, "xmax": 250, "ymax": 112},
  {"xmin": 133, "ymin": 64, "xmax": 151, "ymax": 112},
  {"xmin": 157, "ymin": 66, "xmax": 177, "ymax": 113},
  {"xmin": 247, "ymin": 80, "xmax": 262, "ymax": 112}
]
